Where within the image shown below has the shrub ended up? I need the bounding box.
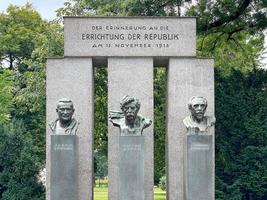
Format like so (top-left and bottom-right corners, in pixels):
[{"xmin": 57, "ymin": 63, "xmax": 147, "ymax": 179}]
[{"xmin": 159, "ymin": 176, "xmax": 166, "ymax": 191}]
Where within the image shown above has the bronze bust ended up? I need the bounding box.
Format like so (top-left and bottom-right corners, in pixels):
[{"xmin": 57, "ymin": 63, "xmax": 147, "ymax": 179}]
[
  {"xmin": 109, "ymin": 96, "xmax": 152, "ymax": 136},
  {"xmin": 183, "ymin": 96, "xmax": 215, "ymax": 134},
  {"xmin": 49, "ymin": 98, "xmax": 79, "ymax": 135}
]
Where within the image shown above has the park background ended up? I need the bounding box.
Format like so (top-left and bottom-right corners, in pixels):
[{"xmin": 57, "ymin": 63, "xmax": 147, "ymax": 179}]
[{"xmin": 0, "ymin": 0, "xmax": 266, "ymax": 200}]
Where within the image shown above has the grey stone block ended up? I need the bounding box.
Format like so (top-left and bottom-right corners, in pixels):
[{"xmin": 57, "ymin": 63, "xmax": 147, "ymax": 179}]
[
  {"xmin": 119, "ymin": 136, "xmax": 144, "ymax": 200},
  {"xmin": 186, "ymin": 135, "xmax": 213, "ymax": 200},
  {"xmin": 51, "ymin": 135, "xmax": 77, "ymax": 200},
  {"xmin": 46, "ymin": 58, "xmax": 94, "ymax": 200},
  {"xmin": 166, "ymin": 58, "xmax": 214, "ymax": 200},
  {"xmin": 108, "ymin": 58, "xmax": 154, "ymax": 200},
  {"xmin": 64, "ymin": 17, "xmax": 196, "ymax": 57}
]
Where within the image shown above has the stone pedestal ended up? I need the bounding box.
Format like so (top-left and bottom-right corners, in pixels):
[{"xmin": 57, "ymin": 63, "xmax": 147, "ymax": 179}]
[
  {"xmin": 119, "ymin": 136, "xmax": 144, "ymax": 200},
  {"xmin": 108, "ymin": 58, "xmax": 154, "ymax": 200},
  {"xmin": 51, "ymin": 135, "xmax": 77, "ymax": 200},
  {"xmin": 185, "ymin": 135, "xmax": 213, "ymax": 200}
]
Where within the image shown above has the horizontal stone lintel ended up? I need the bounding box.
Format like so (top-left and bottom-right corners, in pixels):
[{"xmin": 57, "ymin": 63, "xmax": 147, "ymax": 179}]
[
  {"xmin": 64, "ymin": 17, "xmax": 196, "ymax": 57},
  {"xmin": 46, "ymin": 56, "xmax": 214, "ymax": 67}
]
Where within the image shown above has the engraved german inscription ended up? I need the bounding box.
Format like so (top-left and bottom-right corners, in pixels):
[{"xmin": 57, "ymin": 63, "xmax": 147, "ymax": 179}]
[{"xmin": 64, "ymin": 17, "xmax": 196, "ymax": 56}]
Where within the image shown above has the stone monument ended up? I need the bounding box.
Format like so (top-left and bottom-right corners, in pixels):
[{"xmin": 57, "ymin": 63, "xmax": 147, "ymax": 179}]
[
  {"xmin": 46, "ymin": 16, "xmax": 215, "ymax": 200},
  {"xmin": 109, "ymin": 96, "xmax": 152, "ymax": 200},
  {"xmin": 183, "ymin": 97, "xmax": 215, "ymax": 200}
]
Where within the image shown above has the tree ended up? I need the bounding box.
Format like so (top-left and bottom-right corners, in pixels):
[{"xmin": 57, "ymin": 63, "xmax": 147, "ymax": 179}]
[
  {"xmin": 1, "ymin": 3, "xmax": 64, "ymax": 164},
  {"xmin": 187, "ymin": 0, "xmax": 267, "ymax": 34},
  {"xmin": 94, "ymin": 67, "xmax": 108, "ymax": 154},
  {"xmin": 0, "ymin": 3, "xmax": 63, "ymax": 70},
  {"xmin": 154, "ymin": 68, "xmax": 167, "ymax": 184},
  {"xmin": 0, "ymin": 121, "xmax": 45, "ymax": 200},
  {"xmin": 0, "ymin": 4, "xmax": 42, "ymax": 69},
  {"xmin": 0, "ymin": 4, "xmax": 64, "ymax": 198},
  {"xmin": 0, "ymin": 70, "xmax": 14, "ymax": 122},
  {"xmin": 94, "ymin": 149, "xmax": 108, "ymax": 187},
  {"xmin": 197, "ymin": 31, "xmax": 265, "ymax": 74},
  {"xmin": 186, "ymin": 1, "xmax": 266, "ymax": 70},
  {"xmin": 215, "ymin": 68, "xmax": 267, "ymax": 199},
  {"xmin": 56, "ymin": 0, "xmax": 185, "ymax": 18}
]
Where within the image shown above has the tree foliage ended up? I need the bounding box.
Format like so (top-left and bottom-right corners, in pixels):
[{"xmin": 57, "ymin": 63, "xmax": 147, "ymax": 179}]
[
  {"xmin": 0, "ymin": 121, "xmax": 45, "ymax": 200},
  {"xmin": 1, "ymin": 4, "xmax": 44, "ymax": 69},
  {"xmin": 0, "ymin": 4, "xmax": 63, "ymax": 199},
  {"xmin": 187, "ymin": 1, "xmax": 266, "ymax": 70},
  {"xmin": 94, "ymin": 67, "xmax": 108, "ymax": 154},
  {"xmin": 215, "ymin": 69, "xmax": 267, "ymax": 199},
  {"xmin": 187, "ymin": 0, "xmax": 267, "ymax": 34},
  {"xmin": 56, "ymin": 0, "xmax": 184, "ymax": 18},
  {"xmin": 0, "ymin": 70, "xmax": 14, "ymax": 122},
  {"xmin": 0, "ymin": 3, "xmax": 63, "ymax": 70},
  {"xmin": 95, "ymin": 148, "xmax": 108, "ymax": 180},
  {"xmin": 154, "ymin": 68, "xmax": 167, "ymax": 184},
  {"xmin": 197, "ymin": 31, "xmax": 265, "ymax": 73}
]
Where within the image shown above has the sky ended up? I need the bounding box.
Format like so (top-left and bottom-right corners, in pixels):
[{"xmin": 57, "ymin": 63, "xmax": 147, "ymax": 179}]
[
  {"xmin": 0, "ymin": 0, "xmax": 266, "ymax": 67},
  {"xmin": 0, "ymin": 0, "xmax": 65, "ymax": 20}
]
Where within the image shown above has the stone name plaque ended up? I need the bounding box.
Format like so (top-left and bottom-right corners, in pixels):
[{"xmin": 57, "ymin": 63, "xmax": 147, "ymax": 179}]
[
  {"xmin": 64, "ymin": 17, "xmax": 196, "ymax": 57},
  {"xmin": 51, "ymin": 135, "xmax": 77, "ymax": 200},
  {"xmin": 186, "ymin": 135, "xmax": 213, "ymax": 200},
  {"xmin": 119, "ymin": 136, "xmax": 144, "ymax": 200}
]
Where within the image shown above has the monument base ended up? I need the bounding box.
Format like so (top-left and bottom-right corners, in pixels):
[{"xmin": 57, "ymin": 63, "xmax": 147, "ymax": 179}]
[
  {"xmin": 185, "ymin": 135, "xmax": 213, "ymax": 200},
  {"xmin": 50, "ymin": 135, "xmax": 77, "ymax": 200},
  {"xmin": 119, "ymin": 136, "xmax": 144, "ymax": 200}
]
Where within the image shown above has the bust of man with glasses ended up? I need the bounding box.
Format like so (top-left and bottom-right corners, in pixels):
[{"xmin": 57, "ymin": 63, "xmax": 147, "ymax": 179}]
[{"xmin": 49, "ymin": 98, "xmax": 79, "ymax": 135}]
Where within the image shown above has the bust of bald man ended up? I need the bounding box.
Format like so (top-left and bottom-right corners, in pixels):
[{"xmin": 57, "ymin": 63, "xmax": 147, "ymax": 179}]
[{"xmin": 49, "ymin": 98, "xmax": 79, "ymax": 135}]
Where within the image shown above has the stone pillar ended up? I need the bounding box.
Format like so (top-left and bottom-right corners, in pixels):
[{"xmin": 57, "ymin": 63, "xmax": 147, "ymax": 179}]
[
  {"xmin": 186, "ymin": 135, "xmax": 213, "ymax": 200},
  {"xmin": 46, "ymin": 58, "xmax": 94, "ymax": 200},
  {"xmin": 50, "ymin": 135, "xmax": 77, "ymax": 200},
  {"xmin": 166, "ymin": 58, "xmax": 214, "ymax": 200},
  {"xmin": 108, "ymin": 58, "xmax": 154, "ymax": 200},
  {"xmin": 119, "ymin": 136, "xmax": 145, "ymax": 200}
]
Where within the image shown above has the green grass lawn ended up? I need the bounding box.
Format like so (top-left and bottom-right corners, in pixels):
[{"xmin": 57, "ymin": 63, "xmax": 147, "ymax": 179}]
[{"xmin": 94, "ymin": 187, "xmax": 166, "ymax": 200}]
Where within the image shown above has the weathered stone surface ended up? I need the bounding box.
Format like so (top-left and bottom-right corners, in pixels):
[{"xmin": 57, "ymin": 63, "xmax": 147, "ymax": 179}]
[
  {"xmin": 64, "ymin": 17, "xmax": 196, "ymax": 57},
  {"xmin": 119, "ymin": 136, "xmax": 144, "ymax": 200},
  {"xmin": 186, "ymin": 135, "xmax": 213, "ymax": 200},
  {"xmin": 46, "ymin": 58, "xmax": 94, "ymax": 200},
  {"xmin": 108, "ymin": 58, "xmax": 154, "ymax": 200},
  {"xmin": 51, "ymin": 135, "xmax": 77, "ymax": 200},
  {"xmin": 166, "ymin": 58, "xmax": 214, "ymax": 200}
]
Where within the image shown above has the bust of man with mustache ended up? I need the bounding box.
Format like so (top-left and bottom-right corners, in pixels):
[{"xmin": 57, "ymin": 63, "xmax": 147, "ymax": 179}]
[
  {"xmin": 109, "ymin": 95, "xmax": 152, "ymax": 136},
  {"xmin": 183, "ymin": 96, "xmax": 215, "ymax": 134}
]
